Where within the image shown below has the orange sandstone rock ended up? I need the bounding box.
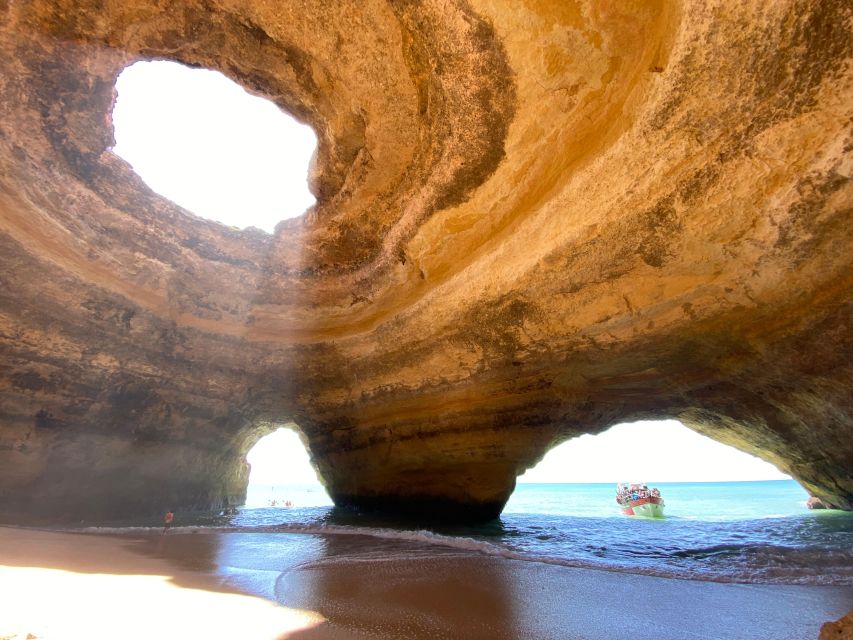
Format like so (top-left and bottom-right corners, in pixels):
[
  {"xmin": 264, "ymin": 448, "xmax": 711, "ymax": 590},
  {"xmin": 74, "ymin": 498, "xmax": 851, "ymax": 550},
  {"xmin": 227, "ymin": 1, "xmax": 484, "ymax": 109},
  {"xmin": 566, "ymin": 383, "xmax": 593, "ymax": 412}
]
[
  {"xmin": 820, "ymin": 610, "xmax": 853, "ymax": 640},
  {"xmin": 0, "ymin": 0, "xmax": 850, "ymax": 521}
]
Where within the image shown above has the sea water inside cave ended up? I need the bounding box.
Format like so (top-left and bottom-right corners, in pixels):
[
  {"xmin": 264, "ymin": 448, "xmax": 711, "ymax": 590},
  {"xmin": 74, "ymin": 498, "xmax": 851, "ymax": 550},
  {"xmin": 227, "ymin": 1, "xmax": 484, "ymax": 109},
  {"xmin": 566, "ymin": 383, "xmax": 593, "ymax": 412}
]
[{"xmin": 80, "ymin": 480, "xmax": 853, "ymax": 585}]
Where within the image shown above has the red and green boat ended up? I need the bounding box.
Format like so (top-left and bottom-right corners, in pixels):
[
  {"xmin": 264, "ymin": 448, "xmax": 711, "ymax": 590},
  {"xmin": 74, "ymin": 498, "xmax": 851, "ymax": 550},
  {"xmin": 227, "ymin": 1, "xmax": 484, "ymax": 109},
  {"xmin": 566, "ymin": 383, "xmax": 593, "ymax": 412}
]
[{"xmin": 616, "ymin": 483, "xmax": 665, "ymax": 517}]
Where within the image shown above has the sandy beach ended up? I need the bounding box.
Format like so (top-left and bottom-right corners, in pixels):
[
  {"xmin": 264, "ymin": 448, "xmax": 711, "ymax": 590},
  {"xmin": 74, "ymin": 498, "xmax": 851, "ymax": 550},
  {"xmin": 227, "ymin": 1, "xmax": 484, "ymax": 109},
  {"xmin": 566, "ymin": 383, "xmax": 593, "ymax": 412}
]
[{"xmin": 0, "ymin": 526, "xmax": 850, "ymax": 640}]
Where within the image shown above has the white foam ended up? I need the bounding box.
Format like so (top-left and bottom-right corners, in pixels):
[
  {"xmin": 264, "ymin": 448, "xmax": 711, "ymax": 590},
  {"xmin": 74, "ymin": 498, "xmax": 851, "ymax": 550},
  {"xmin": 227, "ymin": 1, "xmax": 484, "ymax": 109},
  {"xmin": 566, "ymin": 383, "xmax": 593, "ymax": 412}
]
[{"xmin": 61, "ymin": 523, "xmax": 853, "ymax": 586}]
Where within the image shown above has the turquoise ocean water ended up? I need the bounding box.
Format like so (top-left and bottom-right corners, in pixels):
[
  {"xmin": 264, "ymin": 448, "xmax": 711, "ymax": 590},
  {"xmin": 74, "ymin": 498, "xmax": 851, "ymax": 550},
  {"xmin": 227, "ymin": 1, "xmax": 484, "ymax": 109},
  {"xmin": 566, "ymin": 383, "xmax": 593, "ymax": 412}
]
[{"xmin": 85, "ymin": 480, "xmax": 853, "ymax": 585}]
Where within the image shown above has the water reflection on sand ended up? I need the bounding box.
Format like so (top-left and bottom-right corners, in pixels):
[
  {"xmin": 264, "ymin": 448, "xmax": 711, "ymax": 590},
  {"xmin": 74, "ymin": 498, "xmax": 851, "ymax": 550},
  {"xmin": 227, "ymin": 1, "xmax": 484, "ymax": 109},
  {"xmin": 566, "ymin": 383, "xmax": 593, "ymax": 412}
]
[{"xmin": 145, "ymin": 530, "xmax": 853, "ymax": 640}]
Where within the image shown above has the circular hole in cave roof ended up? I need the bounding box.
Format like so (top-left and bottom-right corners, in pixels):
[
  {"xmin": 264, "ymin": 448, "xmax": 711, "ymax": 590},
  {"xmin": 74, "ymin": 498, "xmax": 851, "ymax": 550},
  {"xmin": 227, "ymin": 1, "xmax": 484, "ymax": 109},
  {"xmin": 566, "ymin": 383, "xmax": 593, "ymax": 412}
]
[{"xmin": 112, "ymin": 60, "xmax": 317, "ymax": 233}]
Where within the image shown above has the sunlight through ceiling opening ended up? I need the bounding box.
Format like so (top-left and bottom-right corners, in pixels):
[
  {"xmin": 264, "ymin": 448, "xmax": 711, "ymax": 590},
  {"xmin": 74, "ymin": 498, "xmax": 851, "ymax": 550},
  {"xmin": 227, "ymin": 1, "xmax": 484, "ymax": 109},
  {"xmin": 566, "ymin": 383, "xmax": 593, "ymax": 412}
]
[{"xmin": 112, "ymin": 60, "xmax": 317, "ymax": 233}]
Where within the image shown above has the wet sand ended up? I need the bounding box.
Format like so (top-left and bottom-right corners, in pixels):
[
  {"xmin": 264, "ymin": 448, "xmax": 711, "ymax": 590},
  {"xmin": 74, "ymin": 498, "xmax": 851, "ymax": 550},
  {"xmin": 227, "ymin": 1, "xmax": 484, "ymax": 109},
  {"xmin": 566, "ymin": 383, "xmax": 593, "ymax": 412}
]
[{"xmin": 1, "ymin": 526, "xmax": 851, "ymax": 640}]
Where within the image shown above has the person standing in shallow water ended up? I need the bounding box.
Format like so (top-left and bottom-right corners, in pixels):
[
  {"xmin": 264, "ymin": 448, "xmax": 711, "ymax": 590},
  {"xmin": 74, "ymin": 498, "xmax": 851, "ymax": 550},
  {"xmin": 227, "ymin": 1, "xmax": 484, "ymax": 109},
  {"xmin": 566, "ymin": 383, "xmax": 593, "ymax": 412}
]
[{"xmin": 162, "ymin": 510, "xmax": 174, "ymax": 534}]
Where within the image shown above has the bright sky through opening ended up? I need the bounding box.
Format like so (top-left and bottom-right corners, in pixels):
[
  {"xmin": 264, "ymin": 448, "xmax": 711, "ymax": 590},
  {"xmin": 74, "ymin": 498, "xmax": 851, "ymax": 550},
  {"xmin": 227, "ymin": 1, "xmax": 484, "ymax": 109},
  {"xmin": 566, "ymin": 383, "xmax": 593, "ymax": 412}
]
[
  {"xmin": 247, "ymin": 428, "xmax": 322, "ymax": 485},
  {"xmin": 518, "ymin": 420, "xmax": 790, "ymax": 483},
  {"xmin": 247, "ymin": 420, "xmax": 790, "ymax": 487},
  {"xmin": 112, "ymin": 61, "xmax": 317, "ymax": 233}
]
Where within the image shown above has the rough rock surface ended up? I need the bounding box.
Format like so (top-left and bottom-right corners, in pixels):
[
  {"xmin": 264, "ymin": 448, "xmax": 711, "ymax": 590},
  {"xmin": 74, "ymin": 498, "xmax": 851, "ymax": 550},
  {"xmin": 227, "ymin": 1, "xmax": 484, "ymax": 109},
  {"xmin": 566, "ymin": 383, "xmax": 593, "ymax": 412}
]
[
  {"xmin": 0, "ymin": 0, "xmax": 851, "ymax": 522},
  {"xmin": 820, "ymin": 610, "xmax": 853, "ymax": 640}
]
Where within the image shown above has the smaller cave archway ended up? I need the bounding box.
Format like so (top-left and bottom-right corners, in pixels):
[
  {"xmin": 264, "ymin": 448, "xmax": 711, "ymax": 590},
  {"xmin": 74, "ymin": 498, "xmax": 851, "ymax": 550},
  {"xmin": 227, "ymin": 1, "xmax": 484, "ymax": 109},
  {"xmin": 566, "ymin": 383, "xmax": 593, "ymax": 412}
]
[{"xmin": 243, "ymin": 426, "xmax": 331, "ymax": 508}]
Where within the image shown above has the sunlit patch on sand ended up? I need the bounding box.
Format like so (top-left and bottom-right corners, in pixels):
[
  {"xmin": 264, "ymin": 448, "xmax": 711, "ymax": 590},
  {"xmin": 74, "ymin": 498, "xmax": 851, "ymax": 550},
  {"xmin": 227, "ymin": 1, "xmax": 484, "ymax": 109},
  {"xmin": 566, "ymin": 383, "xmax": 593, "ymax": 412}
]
[
  {"xmin": 0, "ymin": 565, "xmax": 324, "ymax": 640},
  {"xmin": 2, "ymin": 527, "xmax": 851, "ymax": 640}
]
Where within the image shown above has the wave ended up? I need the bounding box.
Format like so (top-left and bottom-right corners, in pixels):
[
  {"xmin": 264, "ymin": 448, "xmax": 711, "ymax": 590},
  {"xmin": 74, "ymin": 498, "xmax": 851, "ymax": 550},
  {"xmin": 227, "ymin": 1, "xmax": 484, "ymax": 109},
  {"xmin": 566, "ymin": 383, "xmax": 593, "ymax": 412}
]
[{"xmin": 67, "ymin": 522, "xmax": 853, "ymax": 586}]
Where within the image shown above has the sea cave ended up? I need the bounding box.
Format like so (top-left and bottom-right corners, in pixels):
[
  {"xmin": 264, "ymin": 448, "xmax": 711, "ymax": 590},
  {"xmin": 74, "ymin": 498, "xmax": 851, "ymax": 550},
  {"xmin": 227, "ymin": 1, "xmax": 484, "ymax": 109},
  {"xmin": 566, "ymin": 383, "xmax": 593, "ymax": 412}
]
[{"xmin": 0, "ymin": 0, "xmax": 850, "ymax": 526}]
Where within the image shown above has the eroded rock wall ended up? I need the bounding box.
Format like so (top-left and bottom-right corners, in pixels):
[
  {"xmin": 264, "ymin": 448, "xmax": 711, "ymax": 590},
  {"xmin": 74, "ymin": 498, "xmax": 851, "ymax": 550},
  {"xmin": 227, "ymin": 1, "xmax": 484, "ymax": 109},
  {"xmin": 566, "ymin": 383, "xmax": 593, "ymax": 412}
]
[{"xmin": 0, "ymin": 0, "xmax": 850, "ymax": 521}]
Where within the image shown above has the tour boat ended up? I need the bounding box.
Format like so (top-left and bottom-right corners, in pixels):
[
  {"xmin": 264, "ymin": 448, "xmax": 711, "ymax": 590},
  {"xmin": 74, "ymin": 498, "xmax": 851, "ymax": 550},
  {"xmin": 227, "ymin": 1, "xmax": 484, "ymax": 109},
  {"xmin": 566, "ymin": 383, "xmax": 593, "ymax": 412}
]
[{"xmin": 616, "ymin": 483, "xmax": 665, "ymax": 517}]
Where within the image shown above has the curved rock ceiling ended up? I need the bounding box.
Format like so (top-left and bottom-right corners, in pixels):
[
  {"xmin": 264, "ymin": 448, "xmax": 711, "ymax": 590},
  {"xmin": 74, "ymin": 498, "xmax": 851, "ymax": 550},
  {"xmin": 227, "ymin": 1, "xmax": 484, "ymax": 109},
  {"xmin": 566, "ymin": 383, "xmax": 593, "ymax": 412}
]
[{"xmin": 0, "ymin": 0, "xmax": 850, "ymax": 521}]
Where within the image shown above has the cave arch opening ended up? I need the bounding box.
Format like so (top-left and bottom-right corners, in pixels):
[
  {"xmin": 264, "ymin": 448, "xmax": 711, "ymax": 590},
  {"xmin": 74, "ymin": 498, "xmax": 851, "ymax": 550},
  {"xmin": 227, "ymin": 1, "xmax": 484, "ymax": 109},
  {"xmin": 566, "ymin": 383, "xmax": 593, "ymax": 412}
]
[
  {"xmin": 111, "ymin": 60, "xmax": 317, "ymax": 233},
  {"xmin": 507, "ymin": 419, "xmax": 807, "ymax": 518},
  {"xmin": 244, "ymin": 426, "xmax": 331, "ymax": 508}
]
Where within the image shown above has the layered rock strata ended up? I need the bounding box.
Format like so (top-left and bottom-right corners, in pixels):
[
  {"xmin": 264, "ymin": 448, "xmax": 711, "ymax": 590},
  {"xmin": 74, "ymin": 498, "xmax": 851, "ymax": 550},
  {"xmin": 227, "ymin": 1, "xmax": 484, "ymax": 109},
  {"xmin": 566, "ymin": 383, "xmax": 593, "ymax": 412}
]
[{"xmin": 0, "ymin": 0, "xmax": 851, "ymax": 521}]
